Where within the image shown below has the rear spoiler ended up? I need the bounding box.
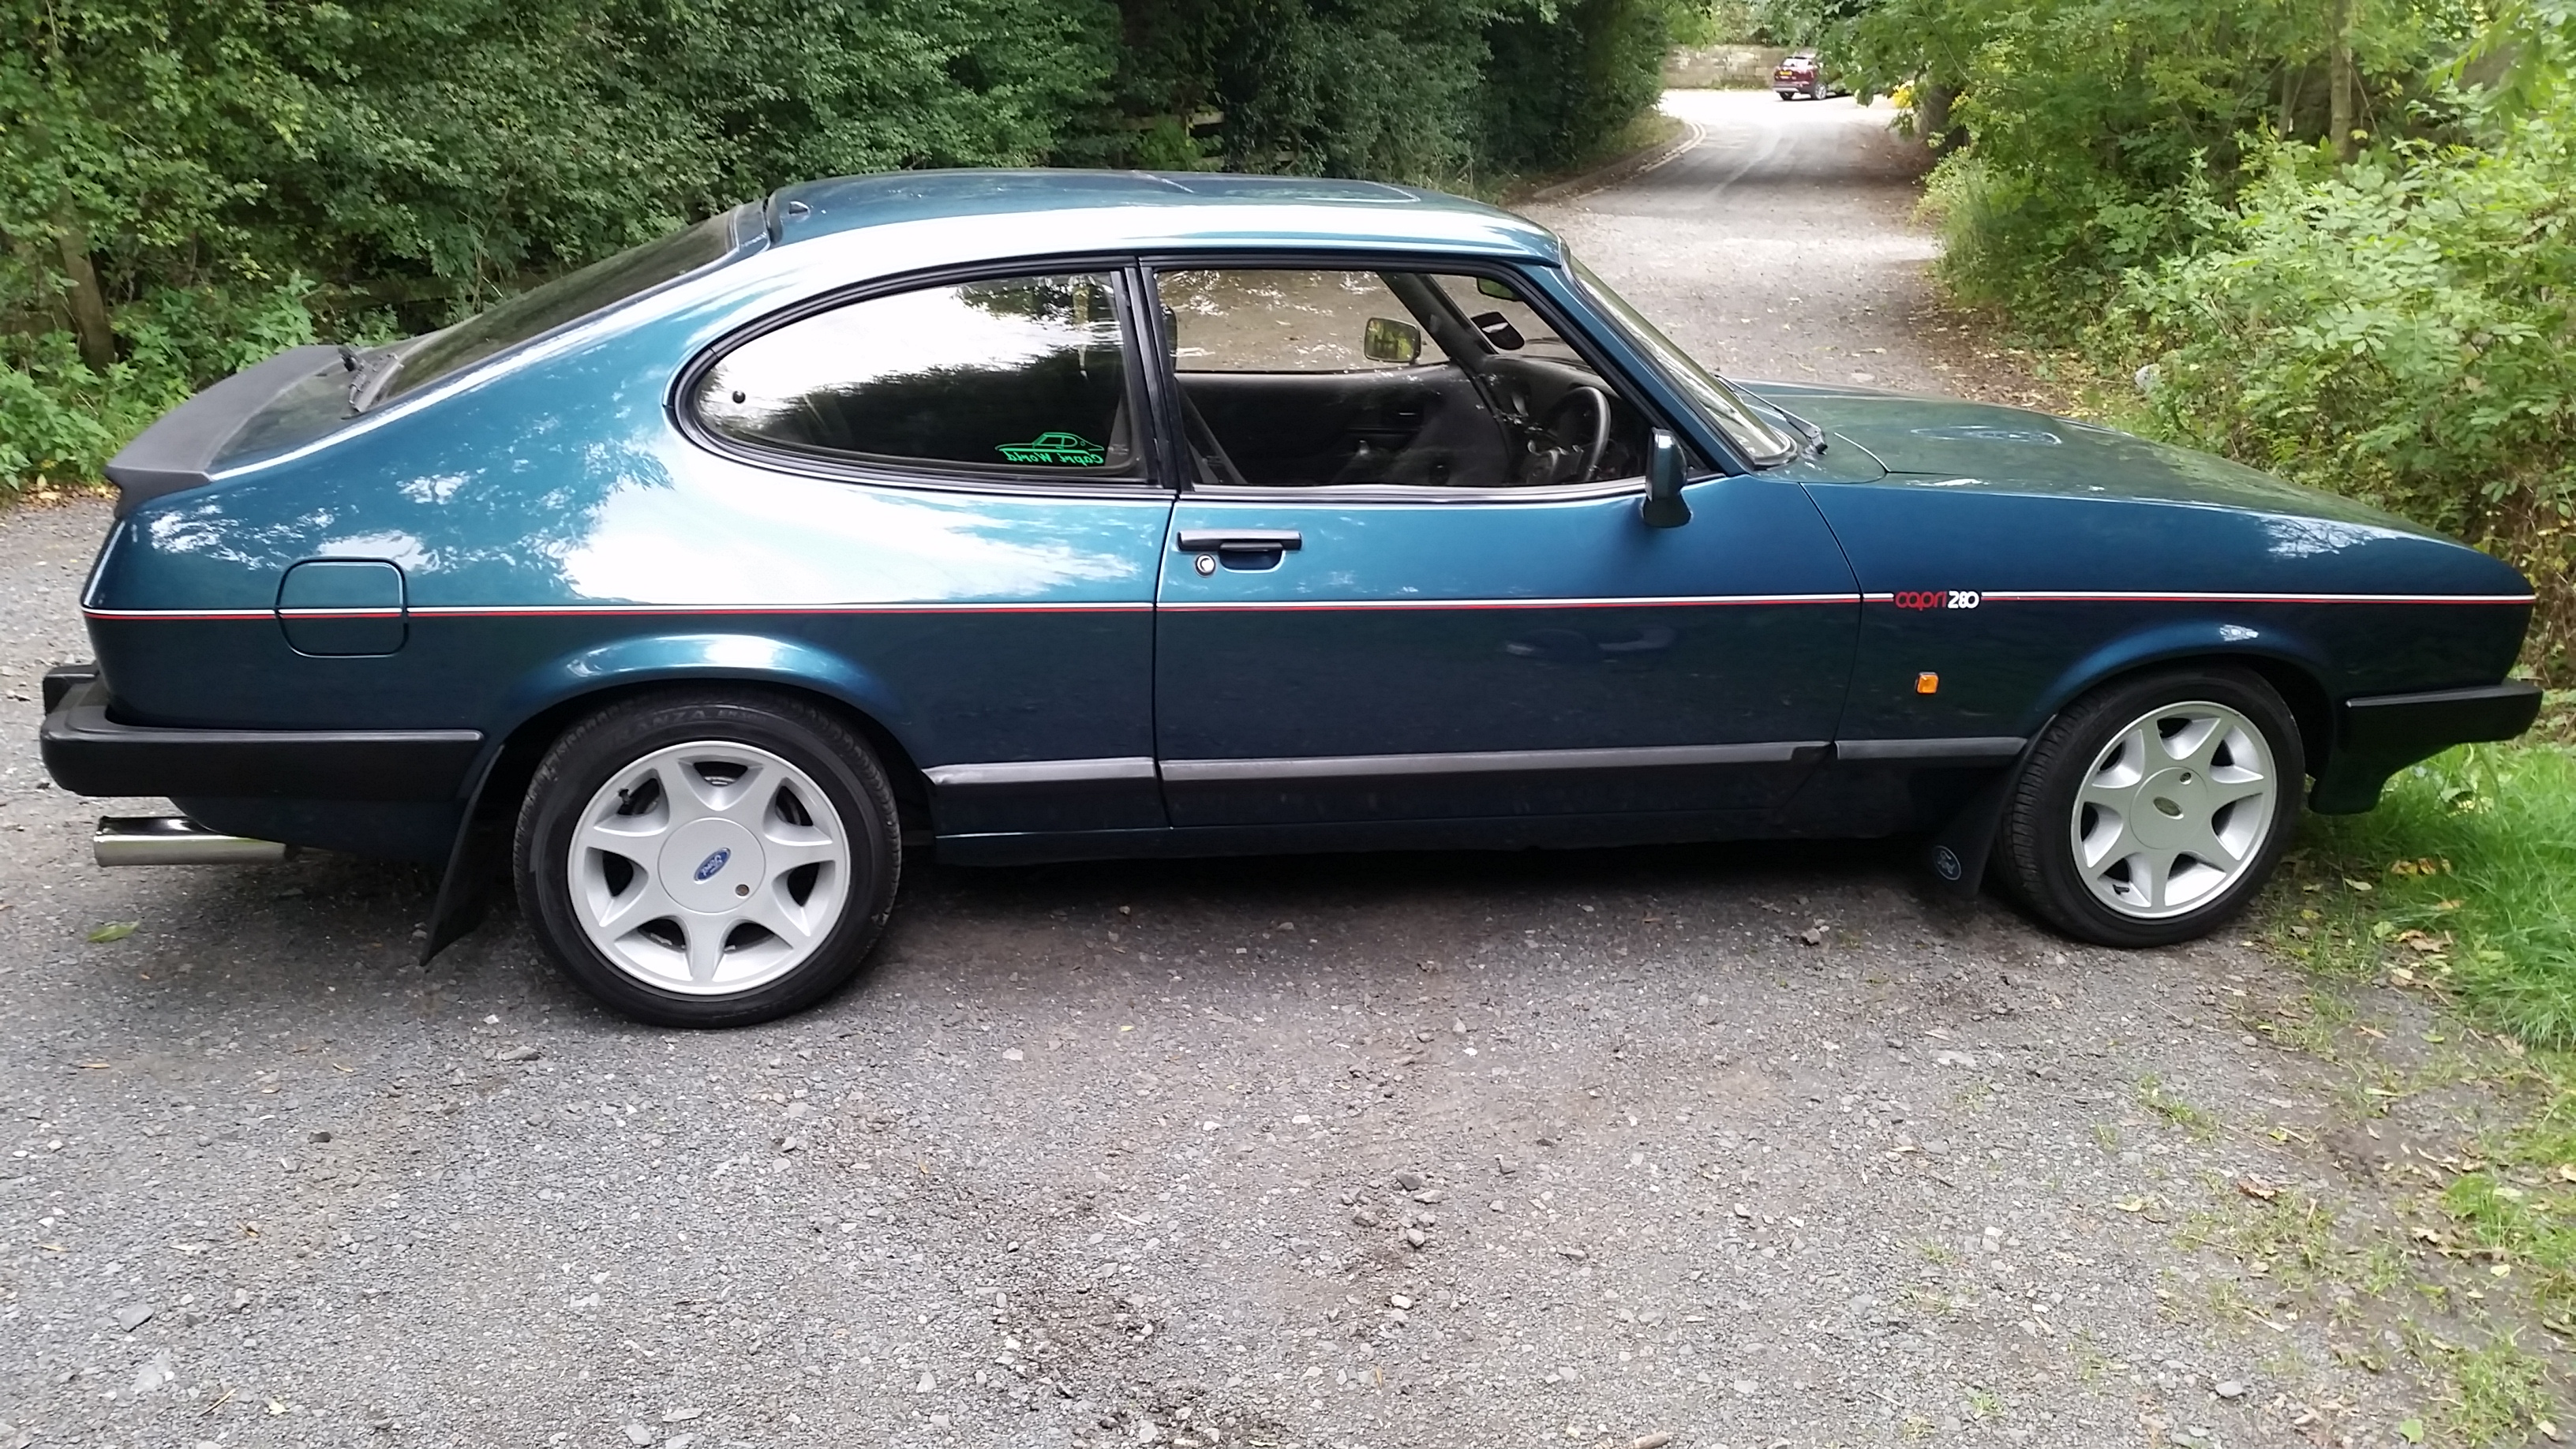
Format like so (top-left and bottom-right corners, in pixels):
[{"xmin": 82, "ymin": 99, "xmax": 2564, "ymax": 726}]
[{"xmin": 101, "ymin": 344, "xmax": 346, "ymax": 518}]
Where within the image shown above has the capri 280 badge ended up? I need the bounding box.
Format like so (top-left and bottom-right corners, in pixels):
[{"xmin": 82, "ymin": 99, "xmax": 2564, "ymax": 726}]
[{"xmin": 1893, "ymin": 590, "xmax": 1983, "ymax": 611}]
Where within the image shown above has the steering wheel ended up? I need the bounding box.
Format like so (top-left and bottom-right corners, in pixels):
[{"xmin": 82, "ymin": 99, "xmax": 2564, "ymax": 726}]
[{"xmin": 1532, "ymin": 386, "xmax": 1612, "ymax": 485}]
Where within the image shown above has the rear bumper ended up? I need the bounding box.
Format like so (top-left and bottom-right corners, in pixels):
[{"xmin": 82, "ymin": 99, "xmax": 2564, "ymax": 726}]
[
  {"xmin": 2310, "ymin": 680, "xmax": 2543, "ymax": 813},
  {"xmin": 39, "ymin": 667, "xmax": 482, "ymax": 803}
]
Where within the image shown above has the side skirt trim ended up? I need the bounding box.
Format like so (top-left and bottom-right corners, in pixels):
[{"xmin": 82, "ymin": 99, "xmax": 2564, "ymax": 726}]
[
  {"xmin": 1834, "ymin": 736, "xmax": 2025, "ymax": 762},
  {"xmin": 923, "ymin": 757, "xmax": 1158, "ymax": 788},
  {"xmin": 1160, "ymin": 741, "xmax": 1823, "ymax": 783}
]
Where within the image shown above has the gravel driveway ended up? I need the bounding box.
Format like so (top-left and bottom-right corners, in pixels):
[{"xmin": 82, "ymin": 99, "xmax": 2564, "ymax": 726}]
[{"xmin": 2, "ymin": 92, "xmax": 2438, "ymax": 1449}]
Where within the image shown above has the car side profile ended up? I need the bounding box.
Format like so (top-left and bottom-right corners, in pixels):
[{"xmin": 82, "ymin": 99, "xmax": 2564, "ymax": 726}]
[{"xmin": 44, "ymin": 170, "xmax": 2540, "ymax": 1026}]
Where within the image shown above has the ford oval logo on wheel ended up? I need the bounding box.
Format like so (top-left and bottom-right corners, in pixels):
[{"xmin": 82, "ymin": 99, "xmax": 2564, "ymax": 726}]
[{"xmin": 693, "ymin": 847, "xmax": 732, "ymax": 882}]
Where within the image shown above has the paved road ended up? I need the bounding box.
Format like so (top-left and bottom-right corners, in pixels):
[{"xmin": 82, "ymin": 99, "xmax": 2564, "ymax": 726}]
[{"xmin": 2, "ymin": 93, "xmax": 2417, "ymax": 1449}]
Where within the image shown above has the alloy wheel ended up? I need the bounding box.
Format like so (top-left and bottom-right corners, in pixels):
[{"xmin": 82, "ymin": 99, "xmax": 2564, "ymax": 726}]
[
  {"xmin": 569, "ymin": 740, "xmax": 851, "ymax": 994},
  {"xmin": 2067, "ymin": 699, "xmax": 2278, "ymax": 919}
]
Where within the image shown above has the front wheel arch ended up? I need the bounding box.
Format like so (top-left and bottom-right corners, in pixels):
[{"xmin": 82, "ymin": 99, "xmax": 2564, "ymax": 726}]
[{"xmin": 2027, "ymin": 635, "xmax": 2333, "ymax": 788}]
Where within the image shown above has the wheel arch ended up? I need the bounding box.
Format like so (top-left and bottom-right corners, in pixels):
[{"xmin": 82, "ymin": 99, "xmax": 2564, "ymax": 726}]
[
  {"xmin": 2027, "ymin": 624, "xmax": 2334, "ymax": 777},
  {"xmin": 421, "ymin": 638, "xmax": 937, "ymax": 961},
  {"xmin": 478, "ymin": 636, "xmax": 935, "ymax": 829}
]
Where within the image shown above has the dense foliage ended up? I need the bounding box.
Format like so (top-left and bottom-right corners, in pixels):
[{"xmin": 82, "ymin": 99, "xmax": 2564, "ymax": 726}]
[
  {"xmin": 2124, "ymin": 118, "xmax": 2576, "ymax": 675},
  {"xmin": 1, "ymin": 0, "xmax": 1675, "ymax": 489},
  {"xmin": 1769, "ymin": 0, "xmax": 2576, "ymax": 680}
]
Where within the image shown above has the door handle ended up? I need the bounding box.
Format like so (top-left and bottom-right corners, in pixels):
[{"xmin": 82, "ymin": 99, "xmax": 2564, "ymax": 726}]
[{"xmin": 1175, "ymin": 530, "xmax": 1302, "ymax": 553}]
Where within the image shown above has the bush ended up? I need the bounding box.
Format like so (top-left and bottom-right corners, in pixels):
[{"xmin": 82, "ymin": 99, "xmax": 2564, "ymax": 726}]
[
  {"xmin": 2121, "ymin": 114, "xmax": 2576, "ymax": 680},
  {"xmin": 0, "ymin": 280, "xmax": 316, "ymax": 486},
  {"xmin": 2, "ymin": 0, "xmax": 1683, "ymax": 497}
]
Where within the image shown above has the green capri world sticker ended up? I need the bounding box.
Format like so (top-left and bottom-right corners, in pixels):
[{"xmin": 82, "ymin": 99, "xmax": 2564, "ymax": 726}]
[{"xmin": 995, "ymin": 432, "xmax": 1107, "ymax": 466}]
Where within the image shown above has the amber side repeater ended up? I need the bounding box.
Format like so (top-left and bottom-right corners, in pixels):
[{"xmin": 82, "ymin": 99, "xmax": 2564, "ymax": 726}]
[{"xmin": 1915, "ymin": 672, "xmax": 1940, "ymax": 695}]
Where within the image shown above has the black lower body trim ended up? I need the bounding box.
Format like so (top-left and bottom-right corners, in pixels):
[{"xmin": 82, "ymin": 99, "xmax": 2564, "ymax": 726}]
[
  {"xmin": 2311, "ymin": 680, "xmax": 2543, "ymax": 813},
  {"xmin": 40, "ymin": 677, "xmax": 483, "ymax": 803}
]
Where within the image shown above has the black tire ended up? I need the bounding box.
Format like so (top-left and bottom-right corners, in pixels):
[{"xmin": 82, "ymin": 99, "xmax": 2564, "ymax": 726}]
[
  {"xmin": 1999, "ymin": 665, "xmax": 2303, "ymax": 948},
  {"xmin": 514, "ymin": 688, "xmax": 901, "ymax": 1027}
]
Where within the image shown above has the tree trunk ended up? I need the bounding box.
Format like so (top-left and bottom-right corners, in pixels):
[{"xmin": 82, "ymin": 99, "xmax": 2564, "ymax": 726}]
[
  {"xmin": 1915, "ymin": 82, "xmax": 1957, "ymax": 150},
  {"xmin": 53, "ymin": 214, "xmax": 115, "ymax": 372},
  {"xmin": 2329, "ymin": 0, "xmax": 2357, "ymax": 163}
]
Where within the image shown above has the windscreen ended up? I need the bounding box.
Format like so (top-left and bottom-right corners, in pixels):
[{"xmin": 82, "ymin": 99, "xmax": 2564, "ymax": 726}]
[{"xmin": 1571, "ymin": 257, "xmax": 1799, "ymax": 466}]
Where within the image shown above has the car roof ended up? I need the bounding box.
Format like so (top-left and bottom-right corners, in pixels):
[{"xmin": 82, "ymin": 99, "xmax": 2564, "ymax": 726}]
[{"xmin": 765, "ymin": 170, "xmax": 1564, "ymax": 264}]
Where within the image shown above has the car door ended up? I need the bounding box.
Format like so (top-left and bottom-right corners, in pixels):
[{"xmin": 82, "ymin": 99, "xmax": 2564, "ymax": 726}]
[
  {"xmin": 681, "ymin": 263, "xmax": 1177, "ymax": 838},
  {"xmin": 1148, "ymin": 260, "xmax": 1859, "ymax": 829}
]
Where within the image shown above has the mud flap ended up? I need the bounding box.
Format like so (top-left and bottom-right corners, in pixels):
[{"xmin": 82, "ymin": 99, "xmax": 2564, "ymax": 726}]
[
  {"xmin": 1923, "ymin": 732, "xmax": 2044, "ymax": 897},
  {"xmin": 421, "ymin": 758, "xmax": 512, "ymax": 962}
]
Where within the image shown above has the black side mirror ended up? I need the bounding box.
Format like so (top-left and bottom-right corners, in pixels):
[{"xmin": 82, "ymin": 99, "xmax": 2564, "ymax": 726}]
[{"xmin": 1642, "ymin": 429, "xmax": 1690, "ymax": 528}]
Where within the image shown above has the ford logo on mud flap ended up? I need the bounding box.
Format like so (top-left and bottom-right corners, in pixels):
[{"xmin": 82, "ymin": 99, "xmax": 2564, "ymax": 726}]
[{"xmin": 694, "ymin": 848, "xmax": 731, "ymax": 882}]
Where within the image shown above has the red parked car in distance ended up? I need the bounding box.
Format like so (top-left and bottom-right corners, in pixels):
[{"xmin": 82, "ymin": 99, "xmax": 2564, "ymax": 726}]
[{"xmin": 1773, "ymin": 50, "xmax": 1844, "ymax": 100}]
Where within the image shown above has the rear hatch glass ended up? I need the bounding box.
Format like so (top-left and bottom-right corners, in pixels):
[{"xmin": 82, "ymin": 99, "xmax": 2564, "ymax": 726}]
[{"xmin": 376, "ymin": 208, "xmax": 751, "ymax": 404}]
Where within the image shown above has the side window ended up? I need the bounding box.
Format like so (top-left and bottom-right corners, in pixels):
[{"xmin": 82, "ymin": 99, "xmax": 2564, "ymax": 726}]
[
  {"xmin": 1428, "ymin": 274, "xmax": 1582, "ymax": 366},
  {"xmin": 1155, "ymin": 267, "xmax": 1651, "ymax": 491},
  {"xmin": 1163, "ymin": 270, "xmax": 1459, "ymax": 373},
  {"xmin": 694, "ymin": 272, "xmax": 1140, "ymax": 477}
]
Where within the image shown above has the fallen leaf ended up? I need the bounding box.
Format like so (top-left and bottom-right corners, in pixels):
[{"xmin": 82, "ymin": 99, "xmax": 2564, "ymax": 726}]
[
  {"xmin": 2236, "ymin": 1178, "xmax": 2279, "ymax": 1201},
  {"xmin": 2342, "ymin": 878, "xmax": 2374, "ymax": 893},
  {"xmin": 2398, "ymin": 1417, "xmax": 2425, "ymax": 1443},
  {"xmin": 86, "ymin": 920, "xmax": 138, "ymax": 942},
  {"xmin": 2112, "ymin": 1196, "xmax": 2147, "ymax": 1213}
]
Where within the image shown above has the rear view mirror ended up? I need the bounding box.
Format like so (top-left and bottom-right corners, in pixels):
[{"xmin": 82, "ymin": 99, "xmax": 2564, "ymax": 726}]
[
  {"xmin": 1362, "ymin": 316, "xmax": 1422, "ymax": 365},
  {"xmin": 1642, "ymin": 428, "xmax": 1690, "ymax": 528},
  {"xmin": 1470, "ymin": 310, "xmax": 1526, "ymax": 350}
]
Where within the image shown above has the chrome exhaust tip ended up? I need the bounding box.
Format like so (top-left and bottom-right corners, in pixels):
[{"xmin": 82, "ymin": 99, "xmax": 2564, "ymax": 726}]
[{"xmin": 95, "ymin": 816, "xmax": 292, "ymax": 867}]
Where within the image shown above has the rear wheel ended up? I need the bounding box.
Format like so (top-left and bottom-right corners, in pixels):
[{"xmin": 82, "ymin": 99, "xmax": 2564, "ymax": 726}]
[
  {"xmin": 515, "ymin": 689, "xmax": 900, "ymax": 1027},
  {"xmin": 2000, "ymin": 667, "xmax": 2301, "ymax": 947}
]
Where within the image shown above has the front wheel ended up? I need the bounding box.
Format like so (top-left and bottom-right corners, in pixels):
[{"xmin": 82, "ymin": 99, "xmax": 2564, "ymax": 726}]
[
  {"xmin": 1998, "ymin": 667, "xmax": 2302, "ymax": 948},
  {"xmin": 514, "ymin": 689, "xmax": 901, "ymax": 1027}
]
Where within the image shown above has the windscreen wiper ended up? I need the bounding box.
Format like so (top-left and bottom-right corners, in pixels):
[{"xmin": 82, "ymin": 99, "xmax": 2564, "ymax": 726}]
[
  {"xmin": 1767, "ymin": 402, "xmax": 1828, "ymax": 454},
  {"xmin": 345, "ymin": 348, "xmax": 401, "ymax": 414}
]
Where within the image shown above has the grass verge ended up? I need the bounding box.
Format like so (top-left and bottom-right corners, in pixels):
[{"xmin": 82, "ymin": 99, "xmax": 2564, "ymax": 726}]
[
  {"xmin": 2276, "ymin": 717, "xmax": 2576, "ymax": 1051},
  {"xmin": 1493, "ymin": 111, "xmax": 1690, "ymax": 206},
  {"xmin": 2245, "ymin": 716, "xmax": 2576, "ymax": 1440}
]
